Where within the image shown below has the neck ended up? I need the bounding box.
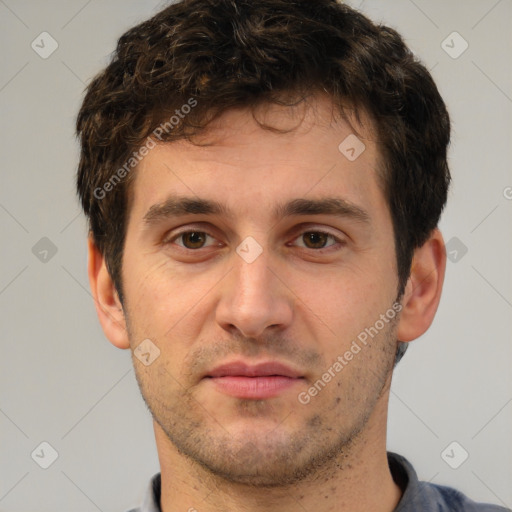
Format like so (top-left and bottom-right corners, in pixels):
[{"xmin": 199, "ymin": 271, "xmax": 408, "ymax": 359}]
[{"xmin": 155, "ymin": 390, "xmax": 402, "ymax": 512}]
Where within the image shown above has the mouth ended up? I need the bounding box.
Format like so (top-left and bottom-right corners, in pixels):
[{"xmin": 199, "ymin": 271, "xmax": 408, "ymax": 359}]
[{"xmin": 203, "ymin": 361, "xmax": 305, "ymax": 399}]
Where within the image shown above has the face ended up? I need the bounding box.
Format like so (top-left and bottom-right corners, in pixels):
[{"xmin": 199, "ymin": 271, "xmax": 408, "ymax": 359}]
[{"xmin": 120, "ymin": 96, "xmax": 401, "ymax": 486}]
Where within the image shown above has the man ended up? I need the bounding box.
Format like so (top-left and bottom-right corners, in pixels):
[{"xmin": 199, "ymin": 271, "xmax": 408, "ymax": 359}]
[{"xmin": 75, "ymin": 1, "xmax": 510, "ymax": 511}]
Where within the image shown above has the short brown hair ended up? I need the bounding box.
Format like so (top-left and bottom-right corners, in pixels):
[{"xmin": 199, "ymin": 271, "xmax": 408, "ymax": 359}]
[{"xmin": 76, "ymin": 0, "xmax": 450, "ymax": 307}]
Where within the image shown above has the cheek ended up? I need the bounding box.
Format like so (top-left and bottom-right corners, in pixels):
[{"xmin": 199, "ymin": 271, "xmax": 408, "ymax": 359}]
[
  {"xmin": 289, "ymin": 262, "xmax": 393, "ymax": 341},
  {"xmin": 125, "ymin": 259, "xmax": 170, "ymax": 313},
  {"xmin": 123, "ymin": 255, "xmax": 221, "ymax": 337}
]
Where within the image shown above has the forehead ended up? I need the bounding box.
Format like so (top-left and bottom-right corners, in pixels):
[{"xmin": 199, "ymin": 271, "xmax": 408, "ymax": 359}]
[{"xmin": 127, "ymin": 96, "xmax": 385, "ymax": 225}]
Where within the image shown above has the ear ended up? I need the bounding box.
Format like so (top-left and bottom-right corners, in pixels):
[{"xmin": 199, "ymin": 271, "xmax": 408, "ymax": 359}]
[
  {"xmin": 87, "ymin": 235, "xmax": 130, "ymax": 349},
  {"xmin": 397, "ymin": 228, "xmax": 446, "ymax": 342}
]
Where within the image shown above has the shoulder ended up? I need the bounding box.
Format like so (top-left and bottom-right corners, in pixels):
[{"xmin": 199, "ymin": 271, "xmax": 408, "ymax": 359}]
[
  {"xmin": 415, "ymin": 480, "xmax": 510, "ymax": 512},
  {"xmin": 388, "ymin": 452, "xmax": 511, "ymax": 512}
]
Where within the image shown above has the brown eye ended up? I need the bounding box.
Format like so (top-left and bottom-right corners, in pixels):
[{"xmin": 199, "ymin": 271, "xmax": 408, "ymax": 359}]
[
  {"xmin": 176, "ymin": 231, "xmax": 210, "ymax": 249},
  {"xmin": 302, "ymin": 232, "xmax": 330, "ymax": 249}
]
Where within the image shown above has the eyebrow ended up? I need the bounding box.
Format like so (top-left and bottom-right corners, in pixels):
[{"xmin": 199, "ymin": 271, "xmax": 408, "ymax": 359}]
[{"xmin": 142, "ymin": 195, "xmax": 371, "ymax": 227}]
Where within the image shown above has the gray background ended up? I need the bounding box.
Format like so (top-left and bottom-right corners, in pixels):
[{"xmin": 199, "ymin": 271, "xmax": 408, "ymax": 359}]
[{"xmin": 0, "ymin": 0, "xmax": 511, "ymax": 510}]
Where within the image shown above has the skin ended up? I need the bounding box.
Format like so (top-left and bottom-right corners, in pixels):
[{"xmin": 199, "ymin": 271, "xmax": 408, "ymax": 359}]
[{"xmin": 89, "ymin": 94, "xmax": 446, "ymax": 512}]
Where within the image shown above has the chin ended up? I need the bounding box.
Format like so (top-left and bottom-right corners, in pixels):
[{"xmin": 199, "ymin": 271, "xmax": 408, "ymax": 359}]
[
  {"xmin": 194, "ymin": 454, "xmax": 317, "ymax": 488},
  {"xmin": 181, "ymin": 426, "xmax": 345, "ymax": 488}
]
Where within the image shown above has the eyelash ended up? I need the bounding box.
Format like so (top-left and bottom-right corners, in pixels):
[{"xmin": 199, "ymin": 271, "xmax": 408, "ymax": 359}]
[{"xmin": 164, "ymin": 228, "xmax": 344, "ymax": 253}]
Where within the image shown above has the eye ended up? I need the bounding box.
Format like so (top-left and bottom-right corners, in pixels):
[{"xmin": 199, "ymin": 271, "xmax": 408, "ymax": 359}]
[
  {"xmin": 291, "ymin": 230, "xmax": 341, "ymax": 250},
  {"xmin": 164, "ymin": 228, "xmax": 343, "ymax": 252},
  {"xmin": 167, "ymin": 231, "xmax": 218, "ymax": 250}
]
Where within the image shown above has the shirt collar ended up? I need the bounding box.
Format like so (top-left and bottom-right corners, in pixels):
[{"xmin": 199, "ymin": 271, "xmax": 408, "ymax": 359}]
[{"xmin": 140, "ymin": 472, "xmax": 161, "ymax": 512}]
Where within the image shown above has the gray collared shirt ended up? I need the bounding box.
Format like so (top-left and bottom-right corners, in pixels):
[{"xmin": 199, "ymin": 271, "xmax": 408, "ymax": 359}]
[{"xmin": 125, "ymin": 452, "xmax": 511, "ymax": 512}]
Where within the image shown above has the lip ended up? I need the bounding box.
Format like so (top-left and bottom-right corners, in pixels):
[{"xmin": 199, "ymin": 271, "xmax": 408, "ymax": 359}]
[
  {"xmin": 206, "ymin": 361, "xmax": 303, "ymax": 379},
  {"xmin": 204, "ymin": 361, "xmax": 304, "ymax": 399}
]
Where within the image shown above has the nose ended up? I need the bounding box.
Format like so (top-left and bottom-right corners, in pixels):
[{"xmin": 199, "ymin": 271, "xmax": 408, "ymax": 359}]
[{"xmin": 215, "ymin": 247, "xmax": 293, "ymax": 340}]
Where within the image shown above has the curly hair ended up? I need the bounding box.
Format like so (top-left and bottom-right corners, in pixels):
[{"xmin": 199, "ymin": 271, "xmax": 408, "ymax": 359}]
[{"xmin": 76, "ymin": 0, "xmax": 450, "ymax": 312}]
